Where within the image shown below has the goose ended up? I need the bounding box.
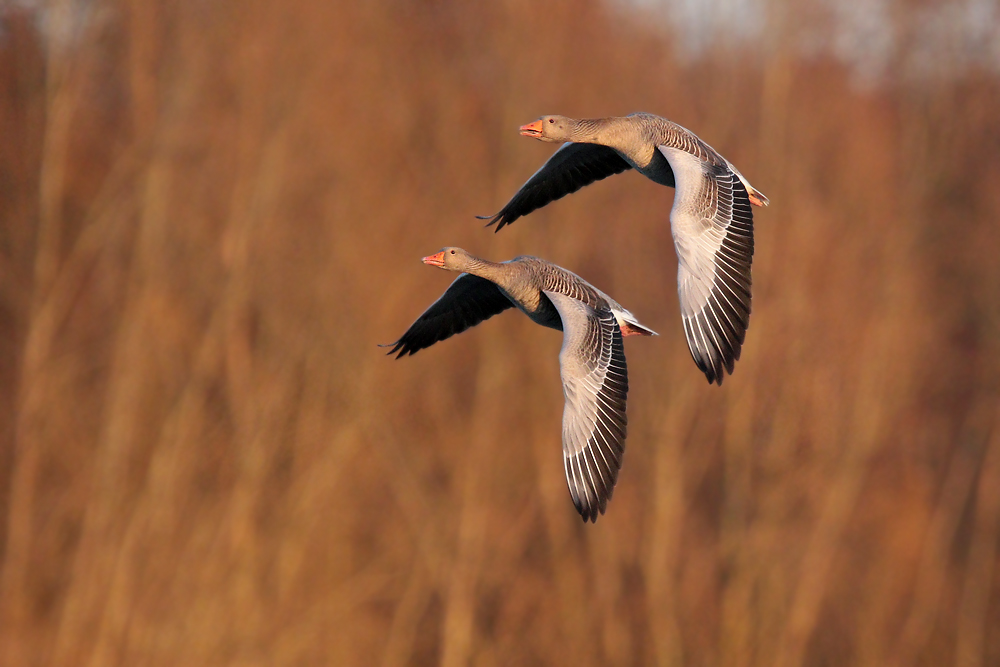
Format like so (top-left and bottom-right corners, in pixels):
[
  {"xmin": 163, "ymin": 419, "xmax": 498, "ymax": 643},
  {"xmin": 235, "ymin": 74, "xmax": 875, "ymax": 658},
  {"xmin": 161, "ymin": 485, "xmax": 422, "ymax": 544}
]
[
  {"xmin": 386, "ymin": 247, "xmax": 656, "ymax": 522},
  {"xmin": 480, "ymin": 113, "xmax": 768, "ymax": 385}
]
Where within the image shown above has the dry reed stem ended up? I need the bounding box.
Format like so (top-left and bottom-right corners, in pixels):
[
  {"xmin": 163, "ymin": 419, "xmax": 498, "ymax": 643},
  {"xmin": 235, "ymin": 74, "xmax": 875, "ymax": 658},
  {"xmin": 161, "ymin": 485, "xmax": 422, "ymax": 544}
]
[
  {"xmin": 645, "ymin": 380, "xmax": 696, "ymax": 667},
  {"xmin": 954, "ymin": 404, "xmax": 1000, "ymax": 667},
  {"xmin": 1, "ymin": 5, "xmax": 102, "ymax": 661},
  {"xmin": 440, "ymin": 329, "xmax": 513, "ymax": 667},
  {"xmin": 774, "ymin": 331, "xmax": 893, "ymax": 667},
  {"xmin": 889, "ymin": 409, "xmax": 987, "ymax": 667}
]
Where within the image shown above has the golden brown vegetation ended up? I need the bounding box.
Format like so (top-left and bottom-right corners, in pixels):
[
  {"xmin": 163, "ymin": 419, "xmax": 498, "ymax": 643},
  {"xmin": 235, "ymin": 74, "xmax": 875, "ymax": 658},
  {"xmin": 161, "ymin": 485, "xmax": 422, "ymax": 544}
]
[{"xmin": 1, "ymin": 1, "xmax": 999, "ymax": 665}]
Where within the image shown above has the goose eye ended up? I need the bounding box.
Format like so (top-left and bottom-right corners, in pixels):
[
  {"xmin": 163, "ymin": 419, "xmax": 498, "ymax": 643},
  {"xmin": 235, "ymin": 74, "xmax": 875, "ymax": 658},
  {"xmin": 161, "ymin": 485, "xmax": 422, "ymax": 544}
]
[
  {"xmin": 449, "ymin": 250, "xmax": 456, "ymax": 254},
  {"xmin": 548, "ymin": 118, "xmax": 555, "ymax": 123}
]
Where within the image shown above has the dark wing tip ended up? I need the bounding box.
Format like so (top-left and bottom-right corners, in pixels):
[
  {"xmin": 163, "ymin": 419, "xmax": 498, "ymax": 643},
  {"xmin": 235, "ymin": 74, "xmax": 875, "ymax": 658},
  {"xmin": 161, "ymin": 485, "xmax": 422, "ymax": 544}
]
[
  {"xmin": 489, "ymin": 213, "xmax": 514, "ymax": 232},
  {"xmin": 475, "ymin": 211, "xmax": 513, "ymax": 231},
  {"xmin": 380, "ymin": 339, "xmax": 416, "ymax": 359},
  {"xmin": 567, "ymin": 454, "xmax": 609, "ymax": 524},
  {"xmin": 686, "ymin": 333, "xmax": 726, "ymax": 386},
  {"xmin": 573, "ymin": 495, "xmax": 603, "ymax": 523},
  {"xmin": 695, "ymin": 349, "xmax": 725, "ymax": 385}
]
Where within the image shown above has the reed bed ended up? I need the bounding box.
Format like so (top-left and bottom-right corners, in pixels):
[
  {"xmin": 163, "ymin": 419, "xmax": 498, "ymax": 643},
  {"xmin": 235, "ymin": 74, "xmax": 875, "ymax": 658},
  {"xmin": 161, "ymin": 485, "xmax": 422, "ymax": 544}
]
[{"xmin": 0, "ymin": 1, "xmax": 998, "ymax": 664}]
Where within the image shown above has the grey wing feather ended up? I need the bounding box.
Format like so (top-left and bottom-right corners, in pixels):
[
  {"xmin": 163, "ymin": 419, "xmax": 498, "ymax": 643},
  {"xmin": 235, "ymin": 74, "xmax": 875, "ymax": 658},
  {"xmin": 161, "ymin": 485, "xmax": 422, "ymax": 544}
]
[
  {"xmin": 544, "ymin": 290, "xmax": 628, "ymax": 523},
  {"xmin": 481, "ymin": 143, "xmax": 631, "ymax": 231},
  {"xmin": 657, "ymin": 144, "xmax": 754, "ymax": 385},
  {"xmin": 386, "ymin": 274, "xmax": 514, "ymax": 357}
]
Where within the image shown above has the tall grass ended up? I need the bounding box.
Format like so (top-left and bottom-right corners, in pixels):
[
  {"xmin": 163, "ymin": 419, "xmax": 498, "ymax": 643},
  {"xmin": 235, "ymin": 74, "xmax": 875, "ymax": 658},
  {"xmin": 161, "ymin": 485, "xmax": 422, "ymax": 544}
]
[{"xmin": 1, "ymin": 1, "xmax": 998, "ymax": 665}]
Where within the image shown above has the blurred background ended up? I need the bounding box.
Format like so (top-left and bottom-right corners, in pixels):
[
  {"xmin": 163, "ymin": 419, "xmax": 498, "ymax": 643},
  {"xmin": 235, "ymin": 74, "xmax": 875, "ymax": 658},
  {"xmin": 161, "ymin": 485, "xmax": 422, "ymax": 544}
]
[{"xmin": 1, "ymin": 0, "xmax": 999, "ymax": 665}]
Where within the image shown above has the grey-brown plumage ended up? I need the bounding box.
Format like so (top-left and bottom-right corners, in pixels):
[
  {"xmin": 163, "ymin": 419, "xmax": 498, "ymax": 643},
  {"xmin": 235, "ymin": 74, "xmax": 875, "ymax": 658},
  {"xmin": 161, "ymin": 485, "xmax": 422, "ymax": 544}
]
[
  {"xmin": 385, "ymin": 247, "xmax": 656, "ymax": 522},
  {"xmin": 480, "ymin": 113, "xmax": 769, "ymax": 385}
]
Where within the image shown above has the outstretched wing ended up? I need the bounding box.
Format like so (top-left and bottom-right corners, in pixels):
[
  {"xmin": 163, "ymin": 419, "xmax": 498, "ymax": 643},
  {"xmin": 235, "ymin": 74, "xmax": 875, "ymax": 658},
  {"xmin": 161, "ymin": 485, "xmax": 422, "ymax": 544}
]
[
  {"xmin": 659, "ymin": 145, "xmax": 754, "ymax": 385},
  {"xmin": 480, "ymin": 143, "xmax": 631, "ymax": 231},
  {"xmin": 544, "ymin": 290, "xmax": 628, "ymax": 523},
  {"xmin": 385, "ymin": 274, "xmax": 514, "ymax": 357}
]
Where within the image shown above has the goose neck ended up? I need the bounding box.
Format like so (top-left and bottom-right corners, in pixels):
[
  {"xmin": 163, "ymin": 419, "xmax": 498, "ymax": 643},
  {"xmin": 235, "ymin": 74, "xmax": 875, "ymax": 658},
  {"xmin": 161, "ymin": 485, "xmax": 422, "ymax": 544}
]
[
  {"xmin": 461, "ymin": 256, "xmax": 505, "ymax": 282},
  {"xmin": 570, "ymin": 117, "xmax": 627, "ymax": 145}
]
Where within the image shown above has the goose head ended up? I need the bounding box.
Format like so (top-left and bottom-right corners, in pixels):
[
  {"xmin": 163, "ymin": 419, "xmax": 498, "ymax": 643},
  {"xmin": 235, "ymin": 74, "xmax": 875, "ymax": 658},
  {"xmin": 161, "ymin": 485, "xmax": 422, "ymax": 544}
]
[
  {"xmin": 422, "ymin": 247, "xmax": 474, "ymax": 271},
  {"xmin": 519, "ymin": 115, "xmax": 575, "ymax": 143}
]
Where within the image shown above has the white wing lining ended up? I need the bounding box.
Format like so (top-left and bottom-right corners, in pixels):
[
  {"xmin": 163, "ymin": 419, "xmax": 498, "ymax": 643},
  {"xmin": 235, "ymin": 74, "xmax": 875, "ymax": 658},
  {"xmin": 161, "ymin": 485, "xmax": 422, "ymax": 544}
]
[
  {"xmin": 544, "ymin": 290, "xmax": 628, "ymax": 522},
  {"xmin": 658, "ymin": 144, "xmax": 754, "ymax": 385}
]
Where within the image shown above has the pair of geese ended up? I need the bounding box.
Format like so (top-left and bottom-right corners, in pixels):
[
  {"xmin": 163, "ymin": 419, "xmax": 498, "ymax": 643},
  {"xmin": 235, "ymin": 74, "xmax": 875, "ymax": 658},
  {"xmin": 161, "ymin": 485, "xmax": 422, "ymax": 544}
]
[{"xmin": 388, "ymin": 112, "xmax": 768, "ymax": 522}]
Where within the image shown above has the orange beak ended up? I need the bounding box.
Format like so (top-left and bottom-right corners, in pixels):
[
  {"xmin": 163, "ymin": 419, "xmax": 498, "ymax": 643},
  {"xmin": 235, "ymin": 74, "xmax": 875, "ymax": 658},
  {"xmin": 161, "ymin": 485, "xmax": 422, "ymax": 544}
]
[
  {"xmin": 519, "ymin": 119, "xmax": 544, "ymax": 138},
  {"xmin": 421, "ymin": 251, "xmax": 446, "ymax": 267}
]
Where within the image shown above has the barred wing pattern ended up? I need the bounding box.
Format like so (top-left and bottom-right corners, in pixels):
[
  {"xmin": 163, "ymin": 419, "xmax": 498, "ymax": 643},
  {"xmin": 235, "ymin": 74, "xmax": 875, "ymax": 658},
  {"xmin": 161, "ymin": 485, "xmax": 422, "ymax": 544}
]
[
  {"xmin": 479, "ymin": 143, "xmax": 631, "ymax": 231},
  {"xmin": 658, "ymin": 145, "xmax": 754, "ymax": 385},
  {"xmin": 385, "ymin": 274, "xmax": 514, "ymax": 357},
  {"xmin": 544, "ymin": 290, "xmax": 628, "ymax": 522}
]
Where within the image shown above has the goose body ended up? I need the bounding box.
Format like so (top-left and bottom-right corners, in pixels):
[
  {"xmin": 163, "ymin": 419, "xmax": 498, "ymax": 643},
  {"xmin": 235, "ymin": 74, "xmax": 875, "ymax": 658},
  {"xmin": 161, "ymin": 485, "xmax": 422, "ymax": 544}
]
[
  {"xmin": 387, "ymin": 247, "xmax": 656, "ymax": 522},
  {"xmin": 481, "ymin": 113, "xmax": 768, "ymax": 385}
]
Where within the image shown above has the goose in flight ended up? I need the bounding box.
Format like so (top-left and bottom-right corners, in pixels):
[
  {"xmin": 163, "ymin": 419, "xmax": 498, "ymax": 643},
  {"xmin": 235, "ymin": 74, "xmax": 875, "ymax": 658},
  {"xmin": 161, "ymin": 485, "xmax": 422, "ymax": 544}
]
[
  {"xmin": 480, "ymin": 113, "xmax": 768, "ymax": 385},
  {"xmin": 386, "ymin": 247, "xmax": 656, "ymax": 522}
]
